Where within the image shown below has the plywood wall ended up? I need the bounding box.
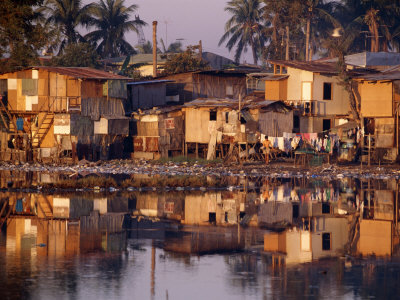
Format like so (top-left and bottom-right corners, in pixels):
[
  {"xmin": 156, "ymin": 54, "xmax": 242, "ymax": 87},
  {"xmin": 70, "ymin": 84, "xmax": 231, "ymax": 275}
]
[
  {"xmin": 185, "ymin": 108, "xmax": 211, "ymax": 143},
  {"xmin": 360, "ymin": 81, "xmax": 392, "ymax": 117},
  {"xmin": 265, "ymin": 80, "xmax": 287, "ymax": 101}
]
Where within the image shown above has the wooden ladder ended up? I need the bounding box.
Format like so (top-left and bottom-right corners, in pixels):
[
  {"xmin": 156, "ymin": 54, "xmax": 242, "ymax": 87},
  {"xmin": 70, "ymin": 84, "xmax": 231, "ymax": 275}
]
[{"xmin": 32, "ymin": 113, "xmax": 54, "ymax": 148}]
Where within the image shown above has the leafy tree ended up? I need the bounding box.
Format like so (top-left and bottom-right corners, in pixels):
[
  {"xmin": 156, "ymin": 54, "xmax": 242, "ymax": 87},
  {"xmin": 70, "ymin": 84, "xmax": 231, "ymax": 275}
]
[
  {"xmin": 85, "ymin": 0, "xmax": 146, "ymax": 58},
  {"xmin": 37, "ymin": 0, "xmax": 93, "ymax": 54},
  {"xmin": 160, "ymin": 39, "xmax": 183, "ymax": 53},
  {"xmin": 219, "ymin": 0, "xmax": 265, "ymax": 64},
  {"xmin": 0, "ymin": 0, "xmax": 47, "ymax": 73},
  {"xmin": 162, "ymin": 46, "xmax": 209, "ymax": 75},
  {"xmin": 135, "ymin": 41, "xmax": 154, "ymax": 54},
  {"xmin": 262, "ymin": 0, "xmax": 303, "ymax": 60},
  {"xmin": 48, "ymin": 43, "xmax": 100, "ymax": 67}
]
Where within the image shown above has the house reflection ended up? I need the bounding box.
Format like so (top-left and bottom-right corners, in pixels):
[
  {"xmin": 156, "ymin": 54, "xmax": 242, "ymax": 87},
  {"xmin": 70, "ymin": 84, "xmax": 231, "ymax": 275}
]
[{"xmin": 0, "ymin": 193, "xmax": 128, "ymax": 259}]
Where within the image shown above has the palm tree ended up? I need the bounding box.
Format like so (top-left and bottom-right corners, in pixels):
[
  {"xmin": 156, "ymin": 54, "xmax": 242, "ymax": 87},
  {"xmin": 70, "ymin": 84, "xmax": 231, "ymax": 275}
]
[
  {"xmin": 303, "ymin": 0, "xmax": 340, "ymax": 61},
  {"xmin": 219, "ymin": 0, "xmax": 265, "ymax": 64},
  {"xmin": 85, "ymin": 0, "xmax": 146, "ymax": 58},
  {"xmin": 340, "ymin": 0, "xmax": 400, "ymax": 52},
  {"xmin": 37, "ymin": 0, "xmax": 93, "ymax": 54},
  {"xmin": 262, "ymin": 0, "xmax": 304, "ymax": 60}
]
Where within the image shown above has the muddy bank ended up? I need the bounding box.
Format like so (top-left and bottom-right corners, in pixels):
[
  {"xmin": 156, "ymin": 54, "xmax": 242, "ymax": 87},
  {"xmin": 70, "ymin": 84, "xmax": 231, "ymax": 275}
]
[{"xmin": 0, "ymin": 159, "xmax": 399, "ymax": 181}]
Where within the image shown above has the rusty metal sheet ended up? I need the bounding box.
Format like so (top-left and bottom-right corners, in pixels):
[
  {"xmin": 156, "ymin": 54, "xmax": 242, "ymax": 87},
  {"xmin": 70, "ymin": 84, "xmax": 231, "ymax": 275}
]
[
  {"xmin": 221, "ymin": 134, "xmax": 235, "ymax": 144},
  {"xmin": 165, "ymin": 118, "xmax": 175, "ymax": 129},
  {"xmin": 164, "ymin": 202, "xmax": 174, "ymax": 213},
  {"xmin": 145, "ymin": 137, "xmax": 159, "ymax": 152},
  {"xmin": 133, "ymin": 137, "xmax": 144, "ymax": 152}
]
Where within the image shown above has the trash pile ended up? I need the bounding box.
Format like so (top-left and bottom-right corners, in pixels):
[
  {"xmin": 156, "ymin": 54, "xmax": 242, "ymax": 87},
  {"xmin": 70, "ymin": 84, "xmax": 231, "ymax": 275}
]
[{"xmin": 0, "ymin": 159, "xmax": 398, "ymax": 180}]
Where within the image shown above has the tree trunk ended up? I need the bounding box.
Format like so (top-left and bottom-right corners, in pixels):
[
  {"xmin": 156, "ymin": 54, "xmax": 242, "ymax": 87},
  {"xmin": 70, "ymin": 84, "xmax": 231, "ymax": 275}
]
[
  {"xmin": 252, "ymin": 42, "xmax": 258, "ymax": 65},
  {"xmin": 306, "ymin": 18, "xmax": 310, "ymax": 61},
  {"xmin": 373, "ymin": 21, "xmax": 379, "ymax": 52},
  {"xmin": 285, "ymin": 25, "xmax": 289, "ymax": 60},
  {"xmin": 368, "ymin": 24, "xmax": 375, "ymax": 52}
]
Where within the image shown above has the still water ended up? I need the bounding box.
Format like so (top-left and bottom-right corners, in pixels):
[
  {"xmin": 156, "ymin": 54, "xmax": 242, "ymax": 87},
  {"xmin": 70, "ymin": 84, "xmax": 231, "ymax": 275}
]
[{"xmin": 1, "ymin": 176, "xmax": 400, "ymax": 299}]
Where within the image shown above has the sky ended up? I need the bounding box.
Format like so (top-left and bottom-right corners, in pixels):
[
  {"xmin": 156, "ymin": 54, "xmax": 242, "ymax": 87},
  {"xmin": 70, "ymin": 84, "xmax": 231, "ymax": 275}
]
[{"xmin": 83, "ymin": 0, "xmax": 254, "ymax": 63}]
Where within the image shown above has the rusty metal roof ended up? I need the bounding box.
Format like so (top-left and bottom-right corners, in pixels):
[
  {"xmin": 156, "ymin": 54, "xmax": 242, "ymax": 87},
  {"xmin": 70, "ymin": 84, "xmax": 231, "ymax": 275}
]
[
  {"xmin": 183, "ymin": 98, "xmax": 292, "ymax": 113},
  {"xmin": 356, "ymin": 65, "xmax": 400, "ymax": 81},
  {"xmin": 30, "ymin": 66, "xmax": 131, "ymax": 80},
  {"xmin": 269, "ymin": 60, "xmax": 339, "ymax": 74},
  {"xmin": 261, "ymin": 74, "xmax": 289, "ymax": 81}
]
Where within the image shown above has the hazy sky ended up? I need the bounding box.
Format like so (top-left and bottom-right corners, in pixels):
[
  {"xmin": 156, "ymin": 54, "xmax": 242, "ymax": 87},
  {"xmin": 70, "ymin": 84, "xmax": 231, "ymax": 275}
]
[{"xmin": 83, "ymin": 0, "xmax": 253, "ymax": 63}]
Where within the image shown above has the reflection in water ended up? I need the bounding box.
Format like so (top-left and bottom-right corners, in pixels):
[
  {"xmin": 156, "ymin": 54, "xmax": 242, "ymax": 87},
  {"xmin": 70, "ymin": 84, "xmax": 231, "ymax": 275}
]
[{"xmin": 1, "ymin": 177, "xmax": 400, "ymax": 298}]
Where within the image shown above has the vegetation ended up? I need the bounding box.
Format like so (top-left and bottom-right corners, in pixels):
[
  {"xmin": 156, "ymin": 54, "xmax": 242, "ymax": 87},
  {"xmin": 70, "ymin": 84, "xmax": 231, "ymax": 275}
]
[
  {"xmin": 162, "ymin": 46, "xmax": 209, "ymax": 75},
  {"xmin": 219, "ymin": 0, "xmax": 265, "ymax": 64},
  {"xmin": 37, "ymin": 0, "xmax": 93, "ymax": 54},
  {"xmin": 47, "ymin": 42, "xmax": 101, "ymax": 67},
  {"xmin": 84, "ymin": 0, "xmax": 145, "ymax": 58},
  {"xmin": 0, "ymin": 0, "xmax": 47, "ymax": 73},
  {"xmin": 3, "ymin": 0, "xmax": 400, "ymax": 74},
  {"xmin": 221, "ymin": 0, "xmax": 400, "ymax": 63}
]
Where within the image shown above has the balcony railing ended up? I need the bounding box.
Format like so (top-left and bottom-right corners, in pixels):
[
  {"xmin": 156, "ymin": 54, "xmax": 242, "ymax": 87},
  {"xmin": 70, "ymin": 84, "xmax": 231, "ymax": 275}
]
[{"xmin": 284, "ymin": 100, "xmax": 316, "ymax": 116}]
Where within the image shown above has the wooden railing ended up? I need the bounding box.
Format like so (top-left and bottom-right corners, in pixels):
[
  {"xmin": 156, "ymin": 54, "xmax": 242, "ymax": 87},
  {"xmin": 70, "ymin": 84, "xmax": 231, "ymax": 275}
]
[{"xmin": 284, "ymin": 100, "xmax": 317, "ymax": 116}]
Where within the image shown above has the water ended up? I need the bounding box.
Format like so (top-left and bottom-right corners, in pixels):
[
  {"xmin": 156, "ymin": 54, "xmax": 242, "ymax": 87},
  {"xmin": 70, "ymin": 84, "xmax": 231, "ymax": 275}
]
[{"xmin": 1, "ymin": 177, "xmax": 400, "ymax": 299}]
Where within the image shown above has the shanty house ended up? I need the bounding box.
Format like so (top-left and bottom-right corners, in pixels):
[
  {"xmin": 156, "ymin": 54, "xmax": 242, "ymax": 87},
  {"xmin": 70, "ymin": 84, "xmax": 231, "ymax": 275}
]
[
  {"xmin": 132, "ymin": 106, "xmax": 184, "ymax": 159},
  {"xmin": 126, "ymin": 80, "xmax": 174, "ymax": 112},
  {"xmin": 267, "ymin": 60, "xmax": 353, "ymax": 133},
  {"xmin": 0, "ymin": 67, "xmax": 130, "ymax": 161},
  {"xmin": 182, "ymin": 98, "xmax": 249, "ymax": 159},
  {"xmin": 182, "ymin": 97, "xmax": 293, "ymax": 160},
  {"xmin": 162, "ymin": 69, "xmax": 248, "ymax": 103},
  {"xmin": 354, "ymin": 67, "xmax": 400, "ymax": 160}
]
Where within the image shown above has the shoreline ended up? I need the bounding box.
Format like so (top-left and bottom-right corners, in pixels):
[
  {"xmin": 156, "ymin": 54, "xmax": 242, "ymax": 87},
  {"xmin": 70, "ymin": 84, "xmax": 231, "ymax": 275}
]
[{"xmin": 0, "ymin": 159, "xmax": 398, "ymax": 179}]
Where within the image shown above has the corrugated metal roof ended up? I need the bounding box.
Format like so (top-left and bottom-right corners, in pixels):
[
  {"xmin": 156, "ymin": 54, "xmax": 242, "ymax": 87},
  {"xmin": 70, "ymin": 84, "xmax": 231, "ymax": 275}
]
[
  {"xmin": 132, "ymin": 105, "xmax": 183, "ymax": 116},
  {"xmin": 324, "ymin": 52, "xmax": 400, "ymax": 67},
  {"xmin": 127, "ymin": 80, "xmax": 173, "ymax": 86},
  {"xmin": 261, "ymin": 74, "xmax": 289, "ymax": 81},
  {"xmin": 29, "ymin": 66, "xmax": 130, "ymax": 80},
  {"xmin": 356, "ymin": 66, "xmax": 400, "ymax": 81},
  {"xmin": 269, "ymin": 60, "xmax": 339, "ymax": 74},
  {"xmin": 183, "ymin": 98, "xmax": 292, "ymax": 112}
]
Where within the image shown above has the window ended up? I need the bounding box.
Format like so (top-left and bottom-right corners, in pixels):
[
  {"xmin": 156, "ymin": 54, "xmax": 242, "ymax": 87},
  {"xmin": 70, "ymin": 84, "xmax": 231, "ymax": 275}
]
[
  {"xmin": 210, "ymin": 110, "xmax": 217, "ymax": 121},
  {"xmin": 322, "ymin": 203, "xmax": 330, "ymax": 214},
  {"xmin": 323, "ymin": 119, "xmax": 331, "ymax": 131},
  {"xmin": 225, "ymin": 112, "xmax": 229, "ymax": 123},
  {"xmin": 209, "ymin": 212, "xmax": 216, "ymax": 223},
  {"xmin": 293, "ymin": 204, "xmax": 299, "ymax": 218},
  {"xmin": 322, "ymin": 233, "xmax": 331, "ymax": 250},
  {"xmin": 226, "ymin": 82, "xmax": 233, "ymax": 98},
  {"xmin": 293, "ymin": 115, "xmax": 300, "ymax": 129},
  {"xmin": 323, "ymin": 82, "xmax": 332, "ymax": 100}
]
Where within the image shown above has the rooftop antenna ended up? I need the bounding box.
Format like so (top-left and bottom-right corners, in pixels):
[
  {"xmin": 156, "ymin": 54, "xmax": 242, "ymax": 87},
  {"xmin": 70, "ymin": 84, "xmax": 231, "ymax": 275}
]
[{"xmin": 163, "ymin": 18, "xmax": 171, "ymax": 46}]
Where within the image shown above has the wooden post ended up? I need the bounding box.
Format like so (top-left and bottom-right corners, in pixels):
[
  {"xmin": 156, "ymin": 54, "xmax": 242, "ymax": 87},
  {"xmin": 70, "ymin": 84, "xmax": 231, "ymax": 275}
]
[
  {"xmin": 238, "ymin": 94, "xmax": 241, "ymax": 121},
  {"xmin": 198, "ymin": 40, "xmax": 202, "ymax": 60},
  {"xmin": 152, "ymin": 21, "xmax": 158, "ymax": 78},
  {"xmin": 397, "ymin": 103, "xmax": 399, "ymax": 155},
  {"xmin": 396, "ymin": 182, "xmax": 398, "ymax": 229},
  {"xmin": 195, "ymin": 143, "xmax": 198, "ymax": 159},
  {"xmin": 368, "ymin": 134, "xmax": 371, "ymax": 166}
]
